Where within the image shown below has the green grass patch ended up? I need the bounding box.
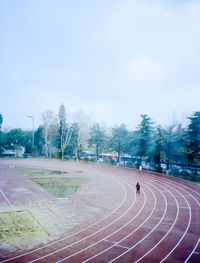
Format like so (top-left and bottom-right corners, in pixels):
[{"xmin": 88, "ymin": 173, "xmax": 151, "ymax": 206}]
[
  {"xmin": 15, "ymin": 167, "xmax": 68, "ymax": 177},
  {"xmin": 31, "ymin": 177, "xmax": 90, "ymax": 198},
  {"xmin": 0, "ymin": 210, "xmax": 47, "ymax": 241}
]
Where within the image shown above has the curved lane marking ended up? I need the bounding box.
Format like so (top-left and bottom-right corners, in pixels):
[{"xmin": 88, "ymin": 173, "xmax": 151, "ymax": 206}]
[
  {"xmin": 105, "ymin": 179, "xmax": 177, "ymax": 263},
  {"xmin": 132, "ymin": 174, "xmax": 199, "ymax": 263},
  {"xmin": 82, "ymin": 179, "xmax": 167, "ymax": 263},
  {"xmin": 56, "ymin": 181, "xmax": 156, "ymax": 263},
  {"xmin": 152, "ymin": 177, "xmax": 200, "ymax": 262},
  {"xmin": 2, "ymin": 167, "xmax": 199, "ymax": 263},
  {"xmin": 1, "ymin": 175, "xmax": 128, "ymax": 263},
  {"xmin": 133, "ymin": 178, "xmax": 188, "ymax": 263},
  {"xmin": 30, "ymin": 178, "xmax": 139, "ymax": 263}
]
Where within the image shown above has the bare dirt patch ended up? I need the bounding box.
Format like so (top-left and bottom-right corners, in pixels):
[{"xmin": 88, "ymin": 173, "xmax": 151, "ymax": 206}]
[{"xmin": 0, "ymin": 210, "xmax": 47, "ymax": 241}]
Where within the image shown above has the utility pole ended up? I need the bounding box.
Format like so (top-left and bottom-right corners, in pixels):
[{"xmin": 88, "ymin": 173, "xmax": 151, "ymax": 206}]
[{"xmin": 27, "ymin": 114, "xmax": 34, "ymax": 156}]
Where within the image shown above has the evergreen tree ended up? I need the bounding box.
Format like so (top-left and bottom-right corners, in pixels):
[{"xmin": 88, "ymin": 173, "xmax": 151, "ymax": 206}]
[
  {"xmin": 6, "ymin": 128, "xmax": 25, "ymax": 156},
  {"xmin": 34, "ymin": 125, "xmax": 45, "ymax": 155},
  {"xmin": 23, "ymin": 130, "xmax": 33, "ymax": 154},
  {"xmin": 110, "ymin": 124, "xmax": 129, "ymax": 163},
  {"xmin": 185, "ymin": 111, "xmax": 200, "ymax": 164},
  {"xmin": 0, "ymin": 113, "xmax": 2, "ymax": 130},
  {"xmin": 162, "ymin": 122, "xmax": 185, "ymax": 170},
  {"xmin": 153, "ymin": 126, "xmax": 164, "ymax": 172},
  {"xmin": 136, "ymin": 114, "xmax": 154, "ymax": 163}
]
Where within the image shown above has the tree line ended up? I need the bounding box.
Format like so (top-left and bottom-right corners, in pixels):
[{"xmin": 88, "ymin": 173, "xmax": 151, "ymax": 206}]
[{"xmin": 0, "ymin": 107, "xmax": 199, "ymax": 173}]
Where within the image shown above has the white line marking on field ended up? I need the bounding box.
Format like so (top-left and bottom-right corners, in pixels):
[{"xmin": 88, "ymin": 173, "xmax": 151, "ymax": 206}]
[
  {"xmin": 81, "ymin": 183, "xmax": 160, "ymax": 263},
  {"xmin": 145, "ymin": 177, "xmax": 199, "ymax": 263},
  {"xmin": 104, "ymin": 239, "xmax": 130, "ymax": 250},
  {"xmin": 54, "ymin": 179, "xmax": 139, "ymax": 263},
  {"xmin": 108, "ymin": 180, "xmax": 169, "ymax": 263},
  {"xmin": 3, "ymin": 165, "xmax": 200, "ymax": 263},
  {"xmin": 1, "ymin": 175, "xmax": 129, "ymax": 263},
  {"xmin": 150, "ymin": 178, "xmax": 199, "ymax": 263},
  {"xmin": 0, "ymin": 188, "xmax": 14, "ymax": 208},
  {"xmin": 185, "ymin": 237, "xmax": 200, "ymax": 262}
]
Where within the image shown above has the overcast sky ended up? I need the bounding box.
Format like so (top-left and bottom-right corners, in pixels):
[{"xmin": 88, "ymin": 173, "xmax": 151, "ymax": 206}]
[{"xmin": 0, "ymin": 0, "xmax": 200, "ymax": 131}]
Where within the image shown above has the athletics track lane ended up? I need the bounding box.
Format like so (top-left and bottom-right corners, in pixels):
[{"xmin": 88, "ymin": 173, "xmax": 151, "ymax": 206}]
[{"xmin": 0, "ymin": 161, "xmax": 199, "ymax": 263}]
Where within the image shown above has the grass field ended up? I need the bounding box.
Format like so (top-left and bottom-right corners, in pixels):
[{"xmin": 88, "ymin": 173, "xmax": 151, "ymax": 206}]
[
  {"xmin": 31, "ymin": 177, "xmax": 90, "ymax": 198},
  {"xmin": 15, "ymin": 167, "xmax": 90, "ymax": 197},
  {"xmin": 15, "ymin": 167, "xmax": 68, "ymax": 176}
]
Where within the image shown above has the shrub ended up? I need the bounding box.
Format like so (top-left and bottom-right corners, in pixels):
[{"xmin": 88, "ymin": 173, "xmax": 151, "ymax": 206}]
[
  {"xmin": 110, "ymin": 159, "xmax": 115, "ymax": 165},
  {"xmin": 170, "ymin": 167, "xmax": 179, "ymax": 176},
  {"xmin": 126, "ymin": 161, "xmax": 133, "ymax": 168},
  {"xmin": 64, "ymin": 155, "xmax": 71, "ymax": 160},
  {"xmin": 90, "ymin": 158, "xmax": 96, "ymax": 162},
  {"xmin": 23, "ymin": 153, "xmax": 28, "ymax": 158},
  {"xmin": 83, "ymin": 157, "xmax": 89, "ymax": 161},
  {"xmin": 134, "ymin": 162, "xmax": 140, "ymax": 169},
  {"xmin": 155, "ymin": 165, "xmax": 162, "ymax": 173},
  {"xmin": 179, "ymin": 170, "xmax": 191, "ymax": 177}
]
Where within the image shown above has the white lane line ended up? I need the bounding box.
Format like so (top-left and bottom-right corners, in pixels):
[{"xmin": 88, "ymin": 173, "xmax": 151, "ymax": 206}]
[
  {"xmin": 159, "ymin": 185, "xmax": 191, "ymax": 262},
  {"xmin": 104, "ymin": 172, "xmax": 198, "ymax": 263},
  {"xmin": 27, "ymin": 177, "xmax": 135, "ymax": 263},
  {"xmin": 143, "ymin": 170, "xmax": 200, "ymax": 196},
  {"xmin": 137, "ymin": 175, "xmax": 199, "ymax": 263},
  {"xmin": 3, "ymin": 168, "xmax": 200, "ymax": 263},
  {"xmin": 104, "ymin": 240, "xmax": 130, "ymax": 250},
  {"xmin": 107, "ymin": 180, "xmax": 170, "ymax": 263},
  {"xmin": 0, "ymin": 188, "xmax": 14, "ymax": 208},
  {"xmin": 81, "ymin": 182, "xmax": 160, "ymax": 263},
  {"xmin": 85, "ymin": 174, "xmax": 199, "ymax": 263},
  {"xmin": 1, "ymin": 175, "xmax": 128, "ymax": 263},
  {"xmin": 53, "ymin": 179, "xmax": 139, "ymax": 263},
  {"xmin": 151, "ymin": 177, "xmax": 200, "ymax": 262},
  {"xmin": 158, "ymin": 175, "xmax": 200, "ymax": 197},
  {"xmin": 133, "ymin": 180, "xmax": 182, "ymax": 263},
  {"xmin": 115, "ymin": 175, "xmax": 196, "ymax": 263},
  {"xmin": 34, "ymin": 174, "xmax": 198, "ymax": 263}
]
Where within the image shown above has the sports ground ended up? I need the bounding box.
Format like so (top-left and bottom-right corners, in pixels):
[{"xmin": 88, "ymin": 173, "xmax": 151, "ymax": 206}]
[{"xmin": 0, "ymin": 158, "xmax": 199, "ymax": 263}]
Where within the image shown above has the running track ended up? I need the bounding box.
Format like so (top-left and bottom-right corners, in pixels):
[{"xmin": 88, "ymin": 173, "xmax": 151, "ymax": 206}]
[{"xmin": 0, "ymin": 160, "xmax": 200, "ymax": 263}]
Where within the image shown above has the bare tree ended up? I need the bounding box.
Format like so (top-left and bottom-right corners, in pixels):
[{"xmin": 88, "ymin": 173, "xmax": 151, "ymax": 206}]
[
  {"xmin": 41, "ymin": 110, "xmax": 58, "ymax": 158},
  {"xmin": 72, "ymin": 110, "xmax": 91, "ymax": 162},
  {"xmin": 58, "ymin": 104, "xmax": 73, "ymax": 159}
]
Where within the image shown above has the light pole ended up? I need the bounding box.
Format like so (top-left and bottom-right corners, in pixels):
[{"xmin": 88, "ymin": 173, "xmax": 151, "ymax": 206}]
[{"xmin": 27, "ymin": 114, "xmax": 34, "ymax": 155}]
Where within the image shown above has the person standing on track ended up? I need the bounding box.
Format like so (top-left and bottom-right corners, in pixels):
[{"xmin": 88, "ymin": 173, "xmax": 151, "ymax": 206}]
[{"xmin": 136, "ymin": 182, "xmax": 140, "ymax": 194}]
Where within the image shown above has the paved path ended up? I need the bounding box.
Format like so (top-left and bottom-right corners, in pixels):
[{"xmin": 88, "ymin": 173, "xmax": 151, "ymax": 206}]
[{"xmin": 0, "ymin": 159, "xmax": 199, "ymax": 263}]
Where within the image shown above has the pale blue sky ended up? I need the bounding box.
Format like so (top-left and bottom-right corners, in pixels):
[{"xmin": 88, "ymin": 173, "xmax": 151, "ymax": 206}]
[{"xmin": 1, "ymin": 0, "xmax": 200, "ymax": 130}]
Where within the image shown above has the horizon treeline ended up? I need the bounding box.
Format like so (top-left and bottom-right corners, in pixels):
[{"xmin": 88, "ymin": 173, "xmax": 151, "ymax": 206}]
[{"xmin": 0, "ymin": 107, "xmax": 199, "ymax": 172}]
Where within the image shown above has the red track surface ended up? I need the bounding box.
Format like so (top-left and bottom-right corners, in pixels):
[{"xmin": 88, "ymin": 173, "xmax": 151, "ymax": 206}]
[{"xmin": 0, "ymin": 159, "xmax": 200, "ymax": 263}]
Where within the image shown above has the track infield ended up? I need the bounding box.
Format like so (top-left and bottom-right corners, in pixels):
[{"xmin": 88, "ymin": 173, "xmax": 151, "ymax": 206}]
[{"xmin": 0, "ymin": 158, "xmax": 199, "ymax": 263}]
